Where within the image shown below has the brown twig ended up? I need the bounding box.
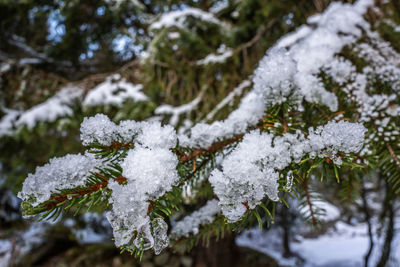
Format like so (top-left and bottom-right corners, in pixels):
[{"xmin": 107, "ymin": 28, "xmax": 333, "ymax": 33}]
[
  {"xmin": 282, "ymin": 116, "xmax": 288, "ymax": 134},
  {"xmin": 178, "ymin": 134, "xmax": 245, "ymax": 162},
  {"xmin": 384, "ymin": 141, "xmax": 400, "ymax": 170},
  {"xmin": 303, "ymin": 179, "xmax": 317, "ymax": 225},
  {"xmin": 106, "ymin": 142, "xmax": 134, "ymax": 150},
  {"xmin": 235, "ymin": 19, "xmax": 277, "ymax": 52},
  {"xmin": 44, "ymin": 174, "xmax": 127, "ymax": 209}
]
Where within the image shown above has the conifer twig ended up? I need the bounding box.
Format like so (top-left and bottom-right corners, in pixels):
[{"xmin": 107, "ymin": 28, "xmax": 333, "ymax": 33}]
[
  {"xmin": 303, "ymin": 179, "xmax": 317, "ymax": 225},
  {"xmin": 384, "ymin": 141, "xmax": 400, "ymax": 170}
]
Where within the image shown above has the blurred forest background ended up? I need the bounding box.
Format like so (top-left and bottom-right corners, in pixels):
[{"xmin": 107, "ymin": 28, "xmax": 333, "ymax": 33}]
[{"xmin": 0, "ymin": 0, "xmax": 400, "ymax": 266}]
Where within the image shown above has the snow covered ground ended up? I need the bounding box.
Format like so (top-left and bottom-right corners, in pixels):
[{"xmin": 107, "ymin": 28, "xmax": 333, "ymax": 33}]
[{"xmin": 237, "ymin": 214, "xmax": 400, "ymax": 267}]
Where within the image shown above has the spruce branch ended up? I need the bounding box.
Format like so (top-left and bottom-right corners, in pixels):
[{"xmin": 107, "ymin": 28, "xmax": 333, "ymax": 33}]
[{"xmin": 177, "ymin": 133, "xmax": 245, "ymax": 162}]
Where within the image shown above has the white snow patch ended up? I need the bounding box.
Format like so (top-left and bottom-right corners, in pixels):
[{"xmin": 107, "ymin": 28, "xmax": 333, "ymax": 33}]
[
  {"xmin": 196, "ymin": 45, "xmax": 233, "ymax": 65},
  {"xmin": 83, "ymin": 74, "xmax": 147, "ymax": 107},
  {"xmin": 150, "ymin": 8, "xmax": 221, "ymax": 30},
  {"xmin": 155, "ymin": 91, "xmax": 203, "ymax": 126},
  {"xmin": 170, "ymin": 199, "xmax": 221, "ymax": 239},
  {"xmin": 18, "ymin": 153, "xmax": 103, "ymax": 208}
]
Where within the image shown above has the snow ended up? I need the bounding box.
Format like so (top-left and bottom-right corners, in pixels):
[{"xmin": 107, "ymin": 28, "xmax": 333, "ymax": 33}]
[
  {"xmin": 0, "ymin": 74, "xmax": 147, "ymax": 137},
  {"xmin": 121, "ymin": 146, "xmax": 179, "ymax": 194},
  {"xmin": 323, "ymin": 57, "xmax": 356, "ymax": 85},
  {"xmin": 255, "ymin": 0, "xmax": 373, "ymax": 112},
  {"xmin": 0, "ymin": 240, "xmax": 12, "ymax": 267},
  {"xmin": 103, "ymin": 118, "xmax": 179, "ymax": 254},
  {"xmin": 83, "ymin": 74, "xmax": 147, "ymax": 107},
  {"xmin": 210, "ymin": 121, "xmax": 366, "ymax": 222},
  {"xmin": 307, "ymin": 121, "xmax": 367, "ymax": 164},
  {"xmin": 210, "ymin": 1, "xmax": 229, "ymax": 14},
  {"xmin": 18, "ymin": 153, "xmax": 103, "ymax": 208},
  {"xmin": 0, "ymin": 222, "xmax": 49, "ymax": 267},
  {"xmin": 210, "ymin": 131, "xmax": 280, "ymax": 222},
  {"xmin": 17, "ymin": 86, "xmax": 82, "ymax": 129},
  {"xmin": 150, "ymin": 8, "xmax": 221, "ymax": 30},
  {"xmin": 0, "ymin": 86, "xmax": 82, "ymax": 136},
  {"xmin": 276, "ymin": 25, "xmax": 312, "ymax": 48},
  {"xmin": 80, "ymin": 113, "xmax": 177, "ymax": 148},
  {"xmin": 196, "ymin": 45, "xmax": 233, "ymax": 65},
  {"xmin": 179, "ymin": 89, "xmax": 265, "ymax": 148},
  {"xmin": 181, "ymin": 0, "xmax": 373, "ymax": 149},
  {"xmin": 16, "ymin": 0, "xmax": 386, "ymax": 258},
  {"xmin": 300, "ymin": 199, "xmax": 341, "ymax": 222},
  {"xmin": 170, "ymin": 199, "xmax": 221, "ymax": 239},
  {"xmin": 204, "ymin": 79, "xmax": 251, "ymax": 122},
  {"xmin": 0, "ymin": 63, "xmax": 11, "ymax": 74},
  {"xmin": 0, "ymin": 108, "xmax": 21, "ymax": 137},
  {"xmin": 155, "ymin": 91, "xmax": 203, "ymax": 126},
  {"xmin": 70, "ymin": 213, "xmax": 112, "ymax": 244},
  {"xmin": 80, "ymin": 114, "xmax": 119, "ymax": 146},
  {"xmin": 135, "ymin": 121, "xmax": 177, "ymax": 149},
  {"xmin": 237, "ymin": 219, "xmax": 400, "ymax": 267}
]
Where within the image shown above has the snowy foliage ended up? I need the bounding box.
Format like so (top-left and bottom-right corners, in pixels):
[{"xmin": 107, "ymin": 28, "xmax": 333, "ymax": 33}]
[
  {"xmin": 170, "ymin": 200, "xmax": 221, "ymax": 239},
  {"xmin": 83, "ymin": 74, "xmax": 147, "ymax": 107},
  {"xmin": 0, "ymin": 86, "xmax": 82, "ymax": 136},
  {"xmin": 196, "ymin": 45, "xmax": 233, "ymax": 65},
  {"xmin": 80, "ymin": 113, "xmax": 176, "ymax": 148},
  {"xmin": 18, "ymin": 0, "xmax": 400, "ymax": 258},
  {"xmin": 204, "ymin": 79, "xmax": 251, "ymax": 122},
  {"xmin": 18, "ymin": 153, "xmax": 103, "ymax": 209},
  {"xmin": 150, "ymin": 8, "xmax": 221, "ymax": 30},
  {"xmin": 210, "ymin": 121, "xmax": 366, "ymax": 221},
  {"xmin": 106, "ymin": 121, "xmax": 179, "ymax": 254},
  {"xmin": 180, "ymin": 0, "xmax": 373, "ymax": 149},
  {"xmin": 255, "ymin": 0, "xmax": 373, "ymax": 112},
  {"xmin": 155, "ymin": 91, "xmax": 203, "ymax": 126}
]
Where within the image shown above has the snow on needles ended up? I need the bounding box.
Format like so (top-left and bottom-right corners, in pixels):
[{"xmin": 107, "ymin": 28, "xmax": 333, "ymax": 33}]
[
  {"xmin": 196, "ymin": 45, "xmax": 233, "ymax": 65},
  {"xmin": 210, "ymin": 121, "xmax": 366, "ymax": 222},
  {"xmin": 255, "ymin": 0, "xmax": 373, "ymax": 112},
  {"xmin": 18, "ymin": 0, "xmax": 375, "ymax": 255},
  {"xmin": 0, "ymin": 86, "xmax": 82, "ymax": 136},
  {"xmin": 155, "ymin": 91, "xmax": 203, "ymax": 126},
  {"xmin": 150, "ymin": 7, "xmax": 221, "ymax": 30},
  {"xmin": 18, "ymin": 153, "xmax": 103, "ymax": 209},
  {"xmin": 106, "ymin": 118, "xmax": 178, "ymax": 254},
  {"xmin": 0, "ymin": 75, "xmax": 147, "ymax": 136},
  {"xmin": 170, "ymin": 199, "xmax": 221, "ymax": 239},
  {"xmin": 81, "ymin": 114, "xmax": 179, "ymax": 253},
  {"xmin": 180, "ymin": 0, "xmax": 373, "ymax": 149},
  {"xmin": 80, "ymin": 113, "xmax": 177, "ymax": 148},
  {"xmin": 83, "ymin": 74, "xmax": 147, "ymax": 107}
]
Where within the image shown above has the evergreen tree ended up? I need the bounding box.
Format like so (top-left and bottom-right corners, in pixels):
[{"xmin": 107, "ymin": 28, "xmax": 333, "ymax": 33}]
[{"xmin": 1, "ymin": 0, "xmax": 400, "ymax": 265}]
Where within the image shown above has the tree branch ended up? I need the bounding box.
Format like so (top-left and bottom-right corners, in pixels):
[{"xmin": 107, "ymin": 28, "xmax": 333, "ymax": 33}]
[
  {"xmin": 303, "ymin": 179, "xmax": 317, "ymax": 225},
  {"xmin": 384, "ymin": 141, "xmax": 400, "ymax": 170},
  {"xmin": 43, "ymin": 174, "xmax": 127, "ymax": 209}
]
